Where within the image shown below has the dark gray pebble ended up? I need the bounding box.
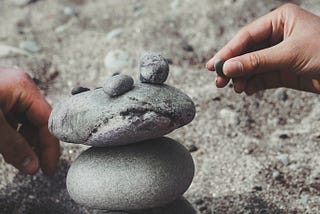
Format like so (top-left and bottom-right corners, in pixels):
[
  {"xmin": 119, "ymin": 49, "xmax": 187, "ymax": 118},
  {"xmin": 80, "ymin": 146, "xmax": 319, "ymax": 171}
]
[
  {"xmin": 194, "ymin": 198, "xmax": 205, "ymax": 205},
  {"xmin": 181, "ymin": 40, "xmax": 194, "ymax": 52},
  {"xmin": 187, "ymin": 144, "xmax": 198, "ymax": 153},
  {"xmin": 103, "ymin": 74, "xmax": 134, "ymax": 97},
  {"xmin": 139, "ymin": 52, "xmax": 169, "ymax": 84},
  {"xmin": 214, "ymin": 59, "xmax": 226, "ymax": 77},
  {"xmin": 71, "ymin": 87, "xmax": 90, "ymax": 95}
]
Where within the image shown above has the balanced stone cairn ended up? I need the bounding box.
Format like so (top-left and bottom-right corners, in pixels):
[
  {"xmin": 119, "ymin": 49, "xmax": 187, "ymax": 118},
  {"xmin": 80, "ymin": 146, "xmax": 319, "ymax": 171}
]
[{"xmin": 48, "ymin": 52, "xmax": 196, "ymax": 214}]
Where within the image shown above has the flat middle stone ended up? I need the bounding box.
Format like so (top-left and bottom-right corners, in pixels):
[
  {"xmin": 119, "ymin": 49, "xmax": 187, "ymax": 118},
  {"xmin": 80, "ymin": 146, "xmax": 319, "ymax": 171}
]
[{"xmin": 48, "ymin": 83, "xmax": 196, "ymax": 147}]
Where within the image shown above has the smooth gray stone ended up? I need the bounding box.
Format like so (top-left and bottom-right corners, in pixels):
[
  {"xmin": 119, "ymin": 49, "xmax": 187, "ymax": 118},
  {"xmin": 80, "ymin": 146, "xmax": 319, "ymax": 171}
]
[
  {"xmin": 103, "ymin": 74, "xmax": 134, "ymax": 97},
  {"xmin": 100, "ymin": 197, "xmax": 196, "ymax": 214},
  {"xmin": 139, "ymin": 52, "xmax": 169, "ymax": 84},
  {"xmin": 66, "ymin": 138, "xmax": 195, "ymax": 210},
  {"xmin": 49, "ymin": 83, "xmax": 195, "ymax": 146}
]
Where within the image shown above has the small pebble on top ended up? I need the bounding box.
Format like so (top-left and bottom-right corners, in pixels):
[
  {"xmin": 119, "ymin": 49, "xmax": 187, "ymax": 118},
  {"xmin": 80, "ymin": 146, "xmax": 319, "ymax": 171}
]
[
  {"xmin": 139, "ymin": 52, "xmax": 169, "ymax": 84},
  {"xmin": 103, "ymin": 74, "xmax": 134, "ymax": 97}
]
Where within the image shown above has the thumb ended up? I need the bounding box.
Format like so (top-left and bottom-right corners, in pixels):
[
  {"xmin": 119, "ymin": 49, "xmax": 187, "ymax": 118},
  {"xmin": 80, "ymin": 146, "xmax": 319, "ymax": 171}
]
[
  {"xmin": 222, "ymin": 41, "xmax": 295, "ymax": 78},
  {"xmin": 0, "ymin": 110, "xmax": 39, "ymax": 174}
]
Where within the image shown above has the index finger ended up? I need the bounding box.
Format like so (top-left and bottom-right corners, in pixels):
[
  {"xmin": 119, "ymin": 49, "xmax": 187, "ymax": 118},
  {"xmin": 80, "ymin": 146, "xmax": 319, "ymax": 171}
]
[{"xmin": 206, "ymin": 5, "xmax": 284, "ymax": 71}]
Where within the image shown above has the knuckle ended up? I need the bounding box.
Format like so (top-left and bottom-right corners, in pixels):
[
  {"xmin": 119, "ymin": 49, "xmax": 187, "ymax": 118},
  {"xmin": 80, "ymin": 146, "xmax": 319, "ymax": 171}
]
[{"xmin": 248, "ymin": 53, "xmax": 262, "ymax": 71}]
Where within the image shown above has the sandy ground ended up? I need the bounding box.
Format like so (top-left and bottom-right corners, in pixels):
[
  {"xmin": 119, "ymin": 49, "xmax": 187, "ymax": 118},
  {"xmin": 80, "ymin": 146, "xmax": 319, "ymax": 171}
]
[{"xmin": 1, "ymin": 0, "xmax": 320, "ymax": 213}]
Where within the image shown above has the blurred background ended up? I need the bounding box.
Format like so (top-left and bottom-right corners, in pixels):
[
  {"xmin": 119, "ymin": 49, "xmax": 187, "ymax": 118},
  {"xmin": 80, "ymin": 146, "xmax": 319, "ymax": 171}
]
[{"xmin": 1, "ymin": 0, "xmax": 320, "ymax": 213}]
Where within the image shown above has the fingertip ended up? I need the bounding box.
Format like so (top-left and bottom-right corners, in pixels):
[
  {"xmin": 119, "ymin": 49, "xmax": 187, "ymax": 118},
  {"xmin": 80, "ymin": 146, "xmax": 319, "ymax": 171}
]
[
  {"xmin": 216, "ymin": 76, "xmax": 230, "ymax": 88},
  {"xmin": 206, "ymin": 58, "xmax": 215, "ymax": 71},
  {"xmin": 223, "ymin": 59, "xmax": 244, "ymax": 77},
  {"xmin": 20, "ymin": 156, "xmax": 40, "ymax": 175},
  {"xmin": 233, "ymin": 79, "xmax": 247, "ymax": 94}
]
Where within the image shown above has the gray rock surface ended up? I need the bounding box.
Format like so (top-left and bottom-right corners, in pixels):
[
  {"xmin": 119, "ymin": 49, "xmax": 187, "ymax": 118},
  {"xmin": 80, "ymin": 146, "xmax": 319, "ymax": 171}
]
[
  {"xmin": 139, "ymin": 52, "xmax": 169, "ymax": 84},
  {"xmin": 49, "ymin": 83, "xmax": 195, "ymax": 146},
  {"xmin": 66, "ymin": 137, "xmax": 195, "ymax": 210},
  {"xmin": 103, "ymin": 74, "xmax": 134, "ymax": 97},
  {"xmin": 102, "ymin": 197, "xmax": 196, "ymax": 214}
]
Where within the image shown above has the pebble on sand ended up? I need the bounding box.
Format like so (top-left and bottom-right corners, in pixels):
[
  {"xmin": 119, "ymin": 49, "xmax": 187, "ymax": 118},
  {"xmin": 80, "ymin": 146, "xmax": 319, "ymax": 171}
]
[{"xmin": 276, "ymin": 154, "xmax": 290, "ymax": 166}]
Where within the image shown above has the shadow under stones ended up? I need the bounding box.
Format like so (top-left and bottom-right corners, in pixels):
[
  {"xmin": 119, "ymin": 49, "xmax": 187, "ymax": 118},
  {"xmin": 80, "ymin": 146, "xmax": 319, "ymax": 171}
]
[
  {"xmin": 0, "ymin": 160, "xmax": 90, "ymax": 214},
  {"xmin": 208, "ymin": 192, "xmax": 286, "ymax": 214}
]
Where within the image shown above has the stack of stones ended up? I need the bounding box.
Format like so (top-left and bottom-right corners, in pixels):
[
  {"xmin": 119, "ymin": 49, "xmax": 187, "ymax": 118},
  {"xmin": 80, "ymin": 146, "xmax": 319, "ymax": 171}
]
[{"xmin": 48, "ymin": 52, "xmax": 196, "ymax": 214}]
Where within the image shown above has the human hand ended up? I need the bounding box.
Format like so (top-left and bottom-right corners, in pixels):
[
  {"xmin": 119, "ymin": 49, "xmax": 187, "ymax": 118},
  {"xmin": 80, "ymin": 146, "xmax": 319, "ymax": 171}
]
[
  {"xmin": 206, "ymin": 3, "xmax": 320, "ymax": 95},
  {"xmin": 0, "ymin": 67, "xmax": 59, "ymax": 175}
]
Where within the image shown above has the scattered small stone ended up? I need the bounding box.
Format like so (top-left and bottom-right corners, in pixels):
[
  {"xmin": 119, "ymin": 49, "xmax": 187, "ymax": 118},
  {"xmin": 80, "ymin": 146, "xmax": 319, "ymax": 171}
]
[
  {"xmin": 106, "ymin": 28, "xmax": 124, "ymax": 41},
  {"xmin": 300, "ymin": 195, "xmax": 310, "ymax": 206},
  {"xmin": 279, "ymin": 134, "xmax": 289, "ymax": 139},
  {"xmin": 166, "ymin": 58, "xmax": 173, "ymax": 64},
  {"xmin": 194, "ymin": 198, "xmax": 204, "ymax": 205},
  {"xmin": 186, "ymin": 144, "xmax": 198, "ymax": 153},
  {"xmin": 71, "ymin": 87, "xmax": 90, "ymax": 95},
  {"xmin": 63, "ymin": 6, "xmax": 77, "ymax": 17},
  {"xmin": 139, "ymin": 52, "xmax": 169, "ymax": 84},
  {"xmin": 19, "ymin": 40, "xmax": 41, "ymax": 53},
  {"xmin": 272, "ymin": 170, "xmax": 281, "ymax": 180},
  {"xmin": 276, "ymin": 154, "xmax": 290, "ymax": 166},
  {"xmin": 214, "ymin": 59, "xmax": 226, "ymax": 77},
  {"xmin": 199, "ymin": 205, "xmax": 207, "ymax": 211},
  {"xmin": 252, "ymin": 186, "xmax": 262, "ymax": 191},
  {"xmin": 219, "ymin": 108, "xmax": 240, "ymax": 126},
  {"xmin": 181, "ymin": 40, "xmax": 194, "ymax": 52},
  {"xmin": 103, "ymin": 74, "xmax": 134, "ymax": 97},
  {"xmin": 212, "ymin": 97, "xmax": 221, "ymax": 101},
  {"xmin": 104, "ymin": 50, "xmax": 130, "ymax": 70}
]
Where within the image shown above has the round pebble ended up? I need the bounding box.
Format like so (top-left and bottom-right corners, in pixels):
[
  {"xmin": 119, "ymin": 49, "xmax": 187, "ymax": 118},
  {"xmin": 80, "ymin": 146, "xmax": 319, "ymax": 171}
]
[
  {"xmin": 103, "ymin": 74, "xmax": 134, "ymax": 97},
  {"xmin": 66, "ymin": 137, "xmax": 195, "ymax": 210},
  {"xmin": 214, "ymin": 59, "xmax": 226, "ymax": 77},
  {"xmin": 139, "ymin": 52, "xmax": 169, "ymax": 84}
]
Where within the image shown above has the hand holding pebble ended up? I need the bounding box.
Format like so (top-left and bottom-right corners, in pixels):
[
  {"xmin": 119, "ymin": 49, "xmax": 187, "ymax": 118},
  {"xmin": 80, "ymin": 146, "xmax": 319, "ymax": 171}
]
[{"xmin": 207, "ymin": 3, "xmax": 320, "ymax": 95}]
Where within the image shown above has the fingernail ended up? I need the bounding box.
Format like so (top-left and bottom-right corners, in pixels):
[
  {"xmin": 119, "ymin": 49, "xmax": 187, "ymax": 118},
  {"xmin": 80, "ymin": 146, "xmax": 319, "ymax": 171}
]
[
  {"xmin": 224, "ymin": 60, "xmax": 243, "ymax": 75},
  {"xmin": 21, "ymin": 157, "xmax": 38, "ymax": 174},
  {"xmin": 206, "ymin": 59, "xmax": 215, "ymax": 70}
]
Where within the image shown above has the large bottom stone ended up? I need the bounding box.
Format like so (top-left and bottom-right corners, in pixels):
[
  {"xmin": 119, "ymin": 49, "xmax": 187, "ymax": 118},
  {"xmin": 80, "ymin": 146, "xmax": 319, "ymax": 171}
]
[{"xmin": 66, "ymin": 137, "xmax": 194, "ymax": 210}]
